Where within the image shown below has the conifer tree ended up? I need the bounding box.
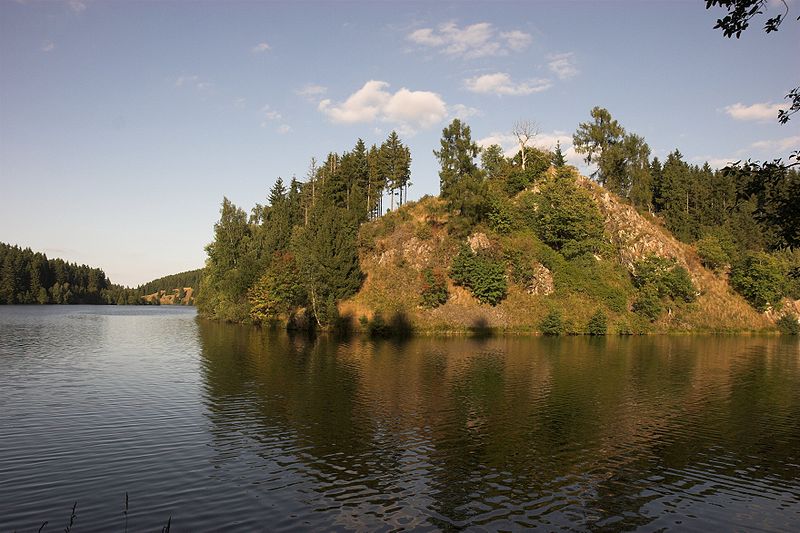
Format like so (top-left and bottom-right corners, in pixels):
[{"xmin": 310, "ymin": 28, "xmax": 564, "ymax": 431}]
[
  {"xmin": 434, "ymin": 119, "xmax": 480, "ymax": 200},
  {"xmin": 552, "ymin": 141, "xmax": 567, "ymax": 167}
]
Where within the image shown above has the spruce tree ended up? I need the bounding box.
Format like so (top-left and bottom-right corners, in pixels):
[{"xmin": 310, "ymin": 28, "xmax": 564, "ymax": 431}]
[
  {"xmin": 434, "ymin": 119, "xmax": 480, "ymax": 200},
  {"xmin": 552, "ymin": 141, "xmax": 567, "ymax": 167}
]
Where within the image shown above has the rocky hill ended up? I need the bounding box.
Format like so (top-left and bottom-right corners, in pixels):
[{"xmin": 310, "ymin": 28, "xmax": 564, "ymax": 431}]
[
  {"xmin": 142, "ymin": 287, "xmax": 195, "ymax": 305},
  {"xmin": 340, "ymin": 171, "xmax": 774, "ymax": 334}
]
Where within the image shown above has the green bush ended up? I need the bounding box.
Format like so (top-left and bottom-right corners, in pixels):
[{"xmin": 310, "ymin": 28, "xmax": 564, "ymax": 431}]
[
  {"xmin": 632, "ymin": 256, "xmax": 696, "ymax": 302},
  {"xmin": 528, "ymin": 168, "xmax": 606, "ymax": 259},
  {"xmin": 419, "ymin": 268, "xmax": 449, "ymax": 308},
  {"xmin": 539, "ymin": 309, "xmax": 564, "ymax": 336},
  {"xmin": 586, "ymin": 310, "xmax": 608, "ymax": 335},
  {"xmin": 450, "ymin": 246, "xmax": 508, "ymax": 306},
  {"xmin": 730, "ymin": 252, "xmax": 785, "ymax": 311},
  {"xmin": 247, "ymin": 252, "xmax": 306, "ymax": 323},
  {"xmin": 664, "ymin": 266, "xmax": 696, "ymax": 303},
  {"xmin": 615, "ymin": 319, "xmax": 634, "ymax": 335},
  {"xmin": 696, "ymin": 236, "xmax": 730, "ymax": 270},
  {"xmin": 633, "ymin": 285, "xmax": 663, "ymax": 321},
  {"xmin": 773, "ymin": 248, "xmax": 800, "ymax": 300},
  {"xmin": 777, "ymin": 314, "xmax": 799, "ymax": 335},
  {"xmin": 487, "ymin": 201, "xmax": 513, "ymax": 234}
]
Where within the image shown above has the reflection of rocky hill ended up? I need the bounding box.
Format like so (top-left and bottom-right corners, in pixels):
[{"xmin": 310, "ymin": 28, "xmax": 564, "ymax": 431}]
[{"xmin": 196, "ymin": 324, "xmax": 800, "ymax": 530}]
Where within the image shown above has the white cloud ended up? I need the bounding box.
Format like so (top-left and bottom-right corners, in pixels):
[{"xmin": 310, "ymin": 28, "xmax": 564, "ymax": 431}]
[
  {"xmin": 233, "ymin": 97, "xmax": 246, "ymax": 109},
  {"xmin": 724, "ymin": 102, "xmax": 783, "ymax": 121},
  {"xmin": 465, "ymin": 72, "xmax": 552, "ymax": 96},
  {"xmin": 750, "ymin": 135, "xmax": 800, "ymax": 153},
  {"xmin": 67, "ymin": 0, "xmax": 86, "ymax": 12},
  {"xmin": 548, "ymin": 52, "xmax": 578, "ymax": 80},
  {"xmin": 407, "ymin": 22, "xmax": 531, "ymax": 59},
  {"xmin": 277, "ymin": 124, "xmax": 292, "ymax": 134},
  {"xmin": 317, "ymin": 80, "xmax": 447, "ymax": 133},
  {"xmin": 450, "ymin": 103, "xmax": 481, "ymax": 120},
  {"xmin": 174, "ymin": 75, "xmax": 195, "ymax": 87},
  {"xmin": 251, "ymin": 42, "xmax": 271, "ymax": 53},
  {"xmin": 175, "ymin": 75, "xmax": 213, "ymax": 94},
  {"xmin": 41, "ymin": 40, "xmax": 55, "ymax": 52},
  {"xmin": 477, "ymin": 130, "xmax": 582, "ymax": 166},
  {"xmin": 295, "ymin": 84, "xmax": 328, "ymax": 99},
  {"xmin": 696, "ymin": 157, "xmax": 739, "ymax": 169},
  {"xmin": 690, "ymin": 136, "xmax": 799, "ymax": 168},
  {"xmin": 260, "ymin": 105, "xmax": 282, "ymax": 127},
  {"xmin": 501, "ymin": 30, "xmax": 533, "ymax": 51}
]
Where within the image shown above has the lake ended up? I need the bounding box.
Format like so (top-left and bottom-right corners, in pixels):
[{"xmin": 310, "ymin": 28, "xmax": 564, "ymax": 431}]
[{"xmin": 1, "ymin": 306, "xmax": 799, "ymax": 531}]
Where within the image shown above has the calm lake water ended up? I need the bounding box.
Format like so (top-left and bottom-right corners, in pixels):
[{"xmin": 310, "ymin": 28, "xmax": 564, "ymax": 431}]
[{"xmin": 1, "ymin": 306, "xmax": 799, "ymax": 532}]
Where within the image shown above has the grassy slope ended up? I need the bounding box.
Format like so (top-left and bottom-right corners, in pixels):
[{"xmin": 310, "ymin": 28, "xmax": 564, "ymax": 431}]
[
  {"xmin": 139, "ymin": 268, "xmax": 203, "ymax": 305},
  {"xmin": 341, "ymin": 174, "xmax": 771, "ymax": 334}
]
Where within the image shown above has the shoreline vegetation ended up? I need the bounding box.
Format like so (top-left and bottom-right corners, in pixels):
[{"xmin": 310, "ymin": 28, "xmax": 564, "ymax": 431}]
[
  {"xmin": 2, "ymin": 115, "xmax": 797, "ymax": 335},
  {"xmin": 194, "ymin": 112, "xmax": 800, "ymax": 336},
  {"xmin": 0, "ymin": 243, "xmax": 201, "ymax": 307}
]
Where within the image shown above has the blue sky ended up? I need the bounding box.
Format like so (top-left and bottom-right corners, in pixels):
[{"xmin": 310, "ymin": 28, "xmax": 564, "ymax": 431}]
[{"xmin": 1, "ymin": 0, "xmax": 798, "ymax": 286}]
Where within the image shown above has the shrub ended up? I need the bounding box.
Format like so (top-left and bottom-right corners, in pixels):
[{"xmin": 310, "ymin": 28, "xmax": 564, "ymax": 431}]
[
  {"xmin": 773, "ymin": 248, "xmax": 800, "ymax": 300},
  {"xmin": 633, "ymin": 285, "xmax": 663, "ymax": 321},
  {"xmin": 777, "ymin": 314, "xmax": 799, "ymax": 335},
  {"xmin": 586, "ymin": 310, "xmax": 608, "ymax": 335},
  {"xmin": 247, "ymin": 253, "xmax": 305, "ymax": 323},
  {"xmin": 528, "ymin": 168, "xmax": 606, "ymax": 258},
  {"xmin": 632, "ymin": 256, "xmax": 696, "ymax": 302},
  {"xmin": 615, "ymin": 319, "xmax": 634, "ymax": 335},
  {"xmin": 368, "ymin": 312, "xmax": 389, "ymax": 337},
  {"xmin": 664, "ymin": 266, "xmax": 696, "ymax": 303},
  {"xmin": 450, "ymin": 246, "xmax": 508, "ymax": 306},
  {"xmin": 419, "ymin": 268, "xmax": 449, "ymax": 308},
  {"xmin": 696, "ymin": 236, "xmax": 729, "ymax": 270},
  {"xmin": 487, "ymin": 201, "xmax": 513, "ymax": 234},
  {"xmin": 539, "ymin": 309, "xmax": 564, "ymax": 336},
  {"xmin": 414, "ymin": 223, "xmax": 433, "ymax": 241},
  {"xmin": 730, "ymin": 252, "xmax": 785, "ymax": 311}
]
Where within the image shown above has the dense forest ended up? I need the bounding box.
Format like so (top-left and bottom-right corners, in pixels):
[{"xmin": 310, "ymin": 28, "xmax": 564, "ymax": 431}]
[
  {"xmin": 0, "ymin": 242, "xmax": 116, "ymax": 304},
  {"xmin": 197, "ymin": 111, "xmax": 800, "ymax": 333},
  {"xmin": 198, "ymin": 132, "xmax": 411, "ymax": 324},
  {"xmin": 0, "ymin": 242, "xmax": 202, "ymax": 306},
  {"xmin": 137, "ymin": 269, "xmax": 203, "ymax": 295}
]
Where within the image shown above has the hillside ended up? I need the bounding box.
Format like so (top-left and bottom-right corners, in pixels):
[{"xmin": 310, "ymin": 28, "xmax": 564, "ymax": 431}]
[
  {"xmin": 197, "ymin": 119, "xmax": 798, "ymax": 334},
  {"xmin": 340, "ymin": 171, "xmax": 775, "ymax": 334},
  {"xmin": 138, "ymin": 268, "xmax": 202, "ymax": 305}
]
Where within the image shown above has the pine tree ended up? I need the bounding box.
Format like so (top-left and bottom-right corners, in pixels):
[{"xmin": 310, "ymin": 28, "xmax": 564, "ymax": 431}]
[
  {"xmin": 291, "ymin": 203, "xmax": 362, "ymax": 326},
  {"xmin": 552, "ymin": 141, "xmax": 567, "ymax": 167},
  {"xmin": 380, "ymin": 131, "xmax": 411, "ymax": 211},
  {"xmin": 434, "ymin": 119, "xmax": 480, "ymax": 200}
]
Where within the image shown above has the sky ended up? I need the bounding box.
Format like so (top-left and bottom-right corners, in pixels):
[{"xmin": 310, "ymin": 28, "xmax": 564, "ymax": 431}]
[{"xmin": 1, "ymin": 0, "xmax": 798, "ymax": 286}]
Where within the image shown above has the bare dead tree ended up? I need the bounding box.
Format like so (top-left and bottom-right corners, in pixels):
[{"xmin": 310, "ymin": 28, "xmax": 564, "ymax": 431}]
[{"xmin": 512, "ymin": 120, "xmax": 539, "ymax": 170}]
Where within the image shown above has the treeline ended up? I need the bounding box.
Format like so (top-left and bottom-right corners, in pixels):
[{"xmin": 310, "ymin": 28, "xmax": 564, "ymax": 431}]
[
  {"xmin": 426, "ymin": 118, "xmax": 698, "ymax": 331},
  {"xmin": 0, "ymin": 242, "xmax": 203, "ymax": 306},
  {"xmin": 571, "ymin": 107, "xmax": 799, "ymax": 252},
  {"xmin": 0, "ymin": 242, "xmax": 113, "ymax": 304},
  {"xmin": 201, "ymin": 109, "xmax": 798, "ymax": 329},
  {"xmin": 136, "ymin": 269, "xmax": 203, "ymax": 296},
  {"xmin": 569, "ymin": 107, "xmax": 800, "ymax": 310},
  {"xmin": 198, "ymin": 132, "xmax": 412, "ymax": 324}
]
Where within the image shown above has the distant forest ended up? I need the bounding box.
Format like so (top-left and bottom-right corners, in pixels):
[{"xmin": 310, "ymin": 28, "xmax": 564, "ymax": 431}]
[{"xmin": 0, "ymin": 242, "xmax": 201, "ymax": 305}]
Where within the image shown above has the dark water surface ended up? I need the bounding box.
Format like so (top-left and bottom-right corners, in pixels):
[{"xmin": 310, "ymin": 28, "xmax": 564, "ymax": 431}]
[{"xmin": 1, "ymin": 306, "xmax": 799, "ymax": 531}]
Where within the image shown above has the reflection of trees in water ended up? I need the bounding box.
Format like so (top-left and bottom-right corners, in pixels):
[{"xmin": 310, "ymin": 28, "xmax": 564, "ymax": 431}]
[{"xmin": 197, "ymin": 323, "xmax": 800, "ymax": 530}]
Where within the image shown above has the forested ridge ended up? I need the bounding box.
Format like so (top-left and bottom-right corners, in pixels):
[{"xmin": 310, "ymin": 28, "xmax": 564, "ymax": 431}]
[
  {"xmin": 0, "ymin": 242, "xmax": 202, "ymax": 306},
  {"xmin": 198, "ymin": 112, "xmax": 800, "ymax": 334}
]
